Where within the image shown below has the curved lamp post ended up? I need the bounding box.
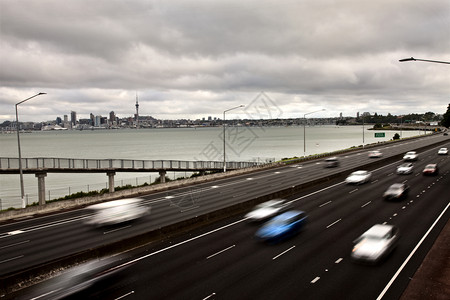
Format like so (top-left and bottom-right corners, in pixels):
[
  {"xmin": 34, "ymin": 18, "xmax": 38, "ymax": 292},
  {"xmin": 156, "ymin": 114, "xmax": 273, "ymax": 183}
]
[
  {"xmin": 399, "ymin": 57, "xmax": 450, "ymax": 64},
  {"xmin": 223, "ymin": 105, "xmax": 244, "ymax": 172},
  {"xmin": 303, "ymin": 109, "xmax": 325, "ymax": 157},
  {"xmin": 16, "ymin": 92, "xmax": 46, "ymax": 208}
]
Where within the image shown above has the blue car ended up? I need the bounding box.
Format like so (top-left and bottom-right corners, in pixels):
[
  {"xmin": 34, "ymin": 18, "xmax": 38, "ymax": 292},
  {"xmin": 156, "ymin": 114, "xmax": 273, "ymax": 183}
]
[{"xmin": 255, "ymin": 210, "xmax": 308, "ymax": 243}]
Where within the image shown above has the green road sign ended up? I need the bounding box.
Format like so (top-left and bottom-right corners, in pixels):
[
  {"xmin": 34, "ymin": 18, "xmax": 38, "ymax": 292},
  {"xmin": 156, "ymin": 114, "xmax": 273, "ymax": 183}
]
[{"xmin": 374, "ymin": 132, "xmax": 385, "ymax": 138}]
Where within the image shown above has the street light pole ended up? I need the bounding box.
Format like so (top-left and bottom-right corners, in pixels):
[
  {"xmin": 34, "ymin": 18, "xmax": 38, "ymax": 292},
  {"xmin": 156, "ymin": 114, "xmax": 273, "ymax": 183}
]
[
  {"xmin": 223, "ymin": 105, "xmax": 244, "ymax": 172},
  {"xmin": 16, "ymin": 92, "xmax": 46, "ymax": 208},
  {"xmin": 303, "ymin": 109, "xmax": 325, "ymax": 157},
  {"xmin": 399, "ymin": 57, "xmax": 450, "ymax": 64}
]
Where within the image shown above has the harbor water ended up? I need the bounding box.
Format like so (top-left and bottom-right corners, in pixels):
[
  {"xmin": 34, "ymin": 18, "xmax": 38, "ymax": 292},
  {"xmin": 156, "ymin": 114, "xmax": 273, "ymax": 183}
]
[{"xmin": 0, "ymin": 126, "xmax": 428, "ymax": 209}]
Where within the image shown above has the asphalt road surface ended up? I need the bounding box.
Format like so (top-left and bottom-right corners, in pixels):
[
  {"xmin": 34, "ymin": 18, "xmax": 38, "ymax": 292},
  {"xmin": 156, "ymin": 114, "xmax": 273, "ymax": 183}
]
[{"xmin": 2, "ymin": 133, "xmax": 449, "ymax": 299}]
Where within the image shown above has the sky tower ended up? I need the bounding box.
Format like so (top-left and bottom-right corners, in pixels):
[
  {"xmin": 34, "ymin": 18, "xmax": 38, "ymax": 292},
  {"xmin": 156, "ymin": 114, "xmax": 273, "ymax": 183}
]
[{"xmin": 135, "ymin": 92, "xmax": 139, "ymax": 129}]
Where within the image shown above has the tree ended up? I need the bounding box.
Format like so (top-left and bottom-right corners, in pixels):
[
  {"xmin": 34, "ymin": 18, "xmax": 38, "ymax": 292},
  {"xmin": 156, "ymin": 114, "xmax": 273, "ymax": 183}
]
[
  {"xmin": 393, "ymin": 133, "xmax": 400, "ymax": 140},
  {"xmin": 442, "ymin": 104, "xmax": 450, "ymax": 128}
]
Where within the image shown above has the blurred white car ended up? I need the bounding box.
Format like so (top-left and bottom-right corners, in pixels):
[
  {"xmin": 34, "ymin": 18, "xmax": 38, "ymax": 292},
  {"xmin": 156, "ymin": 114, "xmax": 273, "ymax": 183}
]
[
  {"xmin": 396, "ymin": 163, "xmax": 413, "ymax": 175},
  {"xmin": 368, "ymin": 150, "xmax": 382, "ymax": 158},
  {"xmin": 245, "ymin": 199, "xmax": 289, "ymax": 222},
  {"xmin": 85, "ymin": 198, "xmax": 150, "ymax": 226},
  {"xmin": 345, "ymin": 170, "xmax": 372, "ymax": 184},
  {"xmin": 438, "ymin": 147, "xmax": 448, "ymax": 155},
  {"xmin": 403, "ymin": 151, "xmax": 418, "ymax": 161},
  {"xmin": 351, "ymin": 224, "xmax": 399, "ymax": 264}
]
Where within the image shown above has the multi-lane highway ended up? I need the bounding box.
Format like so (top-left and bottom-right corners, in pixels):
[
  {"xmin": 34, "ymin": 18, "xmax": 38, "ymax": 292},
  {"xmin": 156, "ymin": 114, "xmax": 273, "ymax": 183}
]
[{"xmin": 2, "ymin": 133, "xmax": 449, "ymax": 299}]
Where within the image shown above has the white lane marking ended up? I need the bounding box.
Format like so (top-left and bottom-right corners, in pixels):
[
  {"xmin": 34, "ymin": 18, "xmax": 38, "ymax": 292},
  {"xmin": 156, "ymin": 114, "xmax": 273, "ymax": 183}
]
[
  {"xmin": 124, "ymin": 218, "xmax": 248, "ymax": 266},
  {"xmin": 311, "ymin": 277, "xmax": 320, "ymax": 284},
  {"xmin": 211, "ymin": 186, "xmax": 219, "ymax": 188},
  {"xmin": 30, "ymin": 289, "xmax": 61, "ymax": 300},
  {"xmin": 115, "ymin": 291, "xmax": 135, "ymax": 300},
  {"xmin": 165, "ymin": 196, "xmax": 174, "ymax": 199},
  {"xmin": 288, "ymin": 181, "xmax": 345, "ymax": 205},
  {"xmin": 272, "ymin": 246, "xmax": 296, "ymax": 260},
  {"xmin": 103, "ymin": 225, "xmax": 132, "ymax": 235},
  {"xmin": 0, "ymin": 255, "xmax": 24, "ymax": 264},
  {"xmin": 371, "ymin": 180, "xmax": 379, "ymax": 184},
  {"xmin": 1, "ymin": 216, "xmax": 90, "ymax": 239},
  {"xmin": 377, "ymin": 202, "xmax": 450, "ymax": 300},
  {"xmin": 361, "ymin": 201, "xmax": 371, "ymax": 208},
  {"xmin": 335, "ymin": 258, "xmax": 343, "ymax": 264},
  {"xmin": 207, "ymin": 245, "xmax": 236, "ymax": 260},
  {"xmin": 0, "ymin": 240, "xmax": 30, "ymax": 250},
  {"xmin": 326, "ymin": 219, "xmax": 342, "ymax": 229},
  {"xmin": 203, "ymin": 293, "xmax": 216, "ymax": 300},
  {"xmin": 319, "ymin": 201, "xmax": 332, "ymax": 207},
  {"xmin": 246, "ymin": 178, "xmax": 253, "ymax": 180},
  {"xmin": 7, "ymin": 230, "xmax": 25, "ymax": 235},
  {"xmin": 349, "ymin": 189, "xmax": 358, "ymax": 194}
]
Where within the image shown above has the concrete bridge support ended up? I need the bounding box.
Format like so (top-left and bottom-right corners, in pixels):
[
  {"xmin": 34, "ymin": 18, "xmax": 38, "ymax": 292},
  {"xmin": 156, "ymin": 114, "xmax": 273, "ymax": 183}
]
[
  {"xmin": 35, "ymin": 172, "xmax": 47, "ymax": 205},
  {"xmin": 107, "ymin": 171, "xmax": 116, "ymax": 193},
  {"xmin": 159, "ymin": 170, "xmax": 166, "ymax": 183}
]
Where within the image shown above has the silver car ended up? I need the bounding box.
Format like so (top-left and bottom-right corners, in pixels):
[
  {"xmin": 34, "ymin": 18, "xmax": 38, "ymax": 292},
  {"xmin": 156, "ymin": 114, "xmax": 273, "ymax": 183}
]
[
  {"xmin": 345, "ymin": 170, "xmax": 372, "ymax": 184},
  {"xmin": 396, "ymin": 163, "xmax": 413, "ymax": 174},
  {"xmin": 245, "ymin": 199, "xmax": 289, "ymax": 222},
  {"xmin": 351, "ymin": 224, "xmax": 399, "ymax": 264}
]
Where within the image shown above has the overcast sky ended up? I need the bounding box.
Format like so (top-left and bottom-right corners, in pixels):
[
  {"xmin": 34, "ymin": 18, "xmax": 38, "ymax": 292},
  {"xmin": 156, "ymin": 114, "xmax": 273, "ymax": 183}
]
[{"xmin": 1, "ymin": 0, "xmax": 449, "ymax": 122}]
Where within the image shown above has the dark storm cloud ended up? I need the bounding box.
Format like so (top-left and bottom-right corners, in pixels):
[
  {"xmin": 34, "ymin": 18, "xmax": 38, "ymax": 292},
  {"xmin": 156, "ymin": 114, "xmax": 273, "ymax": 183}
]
[{"xmin": 1, "ymin": 0, "xmax": 449, "ymax": 121}]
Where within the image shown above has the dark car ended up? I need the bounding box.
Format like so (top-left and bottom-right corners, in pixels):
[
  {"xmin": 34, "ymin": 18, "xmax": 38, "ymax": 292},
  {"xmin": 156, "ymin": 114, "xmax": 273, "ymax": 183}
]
[
  {"xmin": 26, "ymin": 256, "xmax": 132, "ymax": 299},
  {"xmin": 383, "ymin": 183, "xmax": 409, "ymax": 200},
  {"xmin": 423, "ymin": 164, "xmax": 439, "ymax": 176},
  {"xmin": 324, "ymin": 157, "xmax": 339, "ymax": 167},
  {"xmin": 255, "ymin": 210, "xmax": 307, "ymax": 243}
]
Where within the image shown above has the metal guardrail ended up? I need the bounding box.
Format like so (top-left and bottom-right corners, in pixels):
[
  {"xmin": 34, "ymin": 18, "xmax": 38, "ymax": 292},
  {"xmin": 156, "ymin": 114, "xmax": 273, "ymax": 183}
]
[{"xmin": 0, "ymin": 157, "xmax": 258, "ymax": 173}]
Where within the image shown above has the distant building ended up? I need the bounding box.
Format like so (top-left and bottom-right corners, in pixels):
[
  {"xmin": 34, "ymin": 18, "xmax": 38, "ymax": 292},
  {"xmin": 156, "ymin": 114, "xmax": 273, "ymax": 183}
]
[{"xmin": 70, "ymin": 111, "xmax": 77, "ymax": 128}]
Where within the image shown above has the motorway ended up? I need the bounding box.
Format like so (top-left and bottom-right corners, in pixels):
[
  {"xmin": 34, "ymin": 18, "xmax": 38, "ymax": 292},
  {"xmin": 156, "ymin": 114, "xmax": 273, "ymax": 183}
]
[{"xmin": 1, "ymin": 133, "xmax": 449, "ymax": 299}]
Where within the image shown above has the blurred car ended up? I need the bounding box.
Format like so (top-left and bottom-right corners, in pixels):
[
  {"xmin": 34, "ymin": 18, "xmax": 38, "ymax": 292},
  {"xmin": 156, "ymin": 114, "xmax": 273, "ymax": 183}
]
[
  {"xmin": 383, "ymin": 183, "xmax": 409, "ymax": 200},
  {"xmin": 255, "ymin": 210, "xmax": 307, "ymax": 243},
  {"xmin": 368, "ymin": 150, "xmax": 382, "ymax": 158},
  {"xmin": 85, "ymin": 198, "xmax": 150, "ymax": 226},
  {"xmin": 423, "ymin": 164, "xmax": 439, "ymax": 176},
  {"xmin": 438, "ymin": 147, "xmax": 448, "ymax": 155},
  {"xmin": 444, "ymin": 132, "xmax": 448, "ymax": 136},
  {"xmin": 351, "ymin": 224, "xmax": 399, "ymax": 264},
  {"xmin": 245, "ymin": 199, "xmax": 289, "ymax": 222},
  {"xmin": 345, "ymin": 170, "xmax": 372, "ymax": 184},
  {"xmin": 396, "ymin": 163, "xmax": 413, "ymax": 175},
  {"xmin": 403, "ymin": 151, "xmax": 418, "ymax": 161},
  {"xmin": 28, "ymin": 256, "xmax": 132, "ymax": 299},
  {"xmin": 324, "ymin": 157, "xmax": 339, "ymax": 167}
]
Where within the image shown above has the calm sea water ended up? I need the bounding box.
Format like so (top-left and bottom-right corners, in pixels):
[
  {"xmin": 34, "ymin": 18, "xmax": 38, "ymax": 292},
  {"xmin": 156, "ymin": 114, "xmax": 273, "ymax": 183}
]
[{"xmin": 0, "ymin": 126, "xmax": 427, "ymax": 208}]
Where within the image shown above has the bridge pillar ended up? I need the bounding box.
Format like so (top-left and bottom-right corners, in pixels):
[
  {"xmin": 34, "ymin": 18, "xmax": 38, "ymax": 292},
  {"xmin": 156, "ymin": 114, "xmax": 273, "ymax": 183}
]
[
  {"xmin": 107, "ymin": 171, "xmax": 116, "ymax": 193},
  {"xmin": 35, "ymin": 172, "xmax": 47, "ymax": 205},
  {"xmin": 159, "ymin": 170, "xmax": 166, "ymax": 183}
]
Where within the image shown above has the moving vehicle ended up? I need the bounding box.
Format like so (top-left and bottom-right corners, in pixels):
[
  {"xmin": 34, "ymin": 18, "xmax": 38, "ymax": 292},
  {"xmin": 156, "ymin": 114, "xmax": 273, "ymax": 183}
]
[
  {"xmin": 255, "ymin": 210, "xmax": 307, "ymax": 243},
  {"xmin": 438, "ymin": 147, "xmax": 448, "ymax": 155},
  {"xmin": 383, "ymin": 183, "xmax": 409, "ymax": 200},
  {"xmin": 85, "ymin": 198, "xmax": 150, "ymax": 226},
  {"xmin": 423, "ymin": 164, "xmax": 439, "ymax": 176},
  {"xmin": 345, "ymin": 170, "xmax": 372, "ymax": 184},
  {"xmin": 351, "ymin": 224, "xmax": 399, "ymax": 264},
  {"xmin": 245, "ymin": 199, "xmax": 290, "ymax": 222},
  {"xmin": 28, "ymin": 256, "xmax": 132, "ymax": 299},
  {"xmin": 403, "ymin": 151, "xmax": 418, "ymax": 161},
  {"xmin": 368, "ymin": 150, "xmax": 382, "ymax": 158},
  {"xmin": 324, "ymin": 157, "xmax": 339, "ymax": 167},
  {"xmin": 396, "ymin": 163, "xmax": 413, "ymax": 175}
]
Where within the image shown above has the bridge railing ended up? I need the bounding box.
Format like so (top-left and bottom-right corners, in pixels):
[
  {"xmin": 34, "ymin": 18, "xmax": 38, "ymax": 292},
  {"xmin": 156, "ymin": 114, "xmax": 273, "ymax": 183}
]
[{"xmin": 0, "ymin": 157, "xmax": 258, "ymax": 172}]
